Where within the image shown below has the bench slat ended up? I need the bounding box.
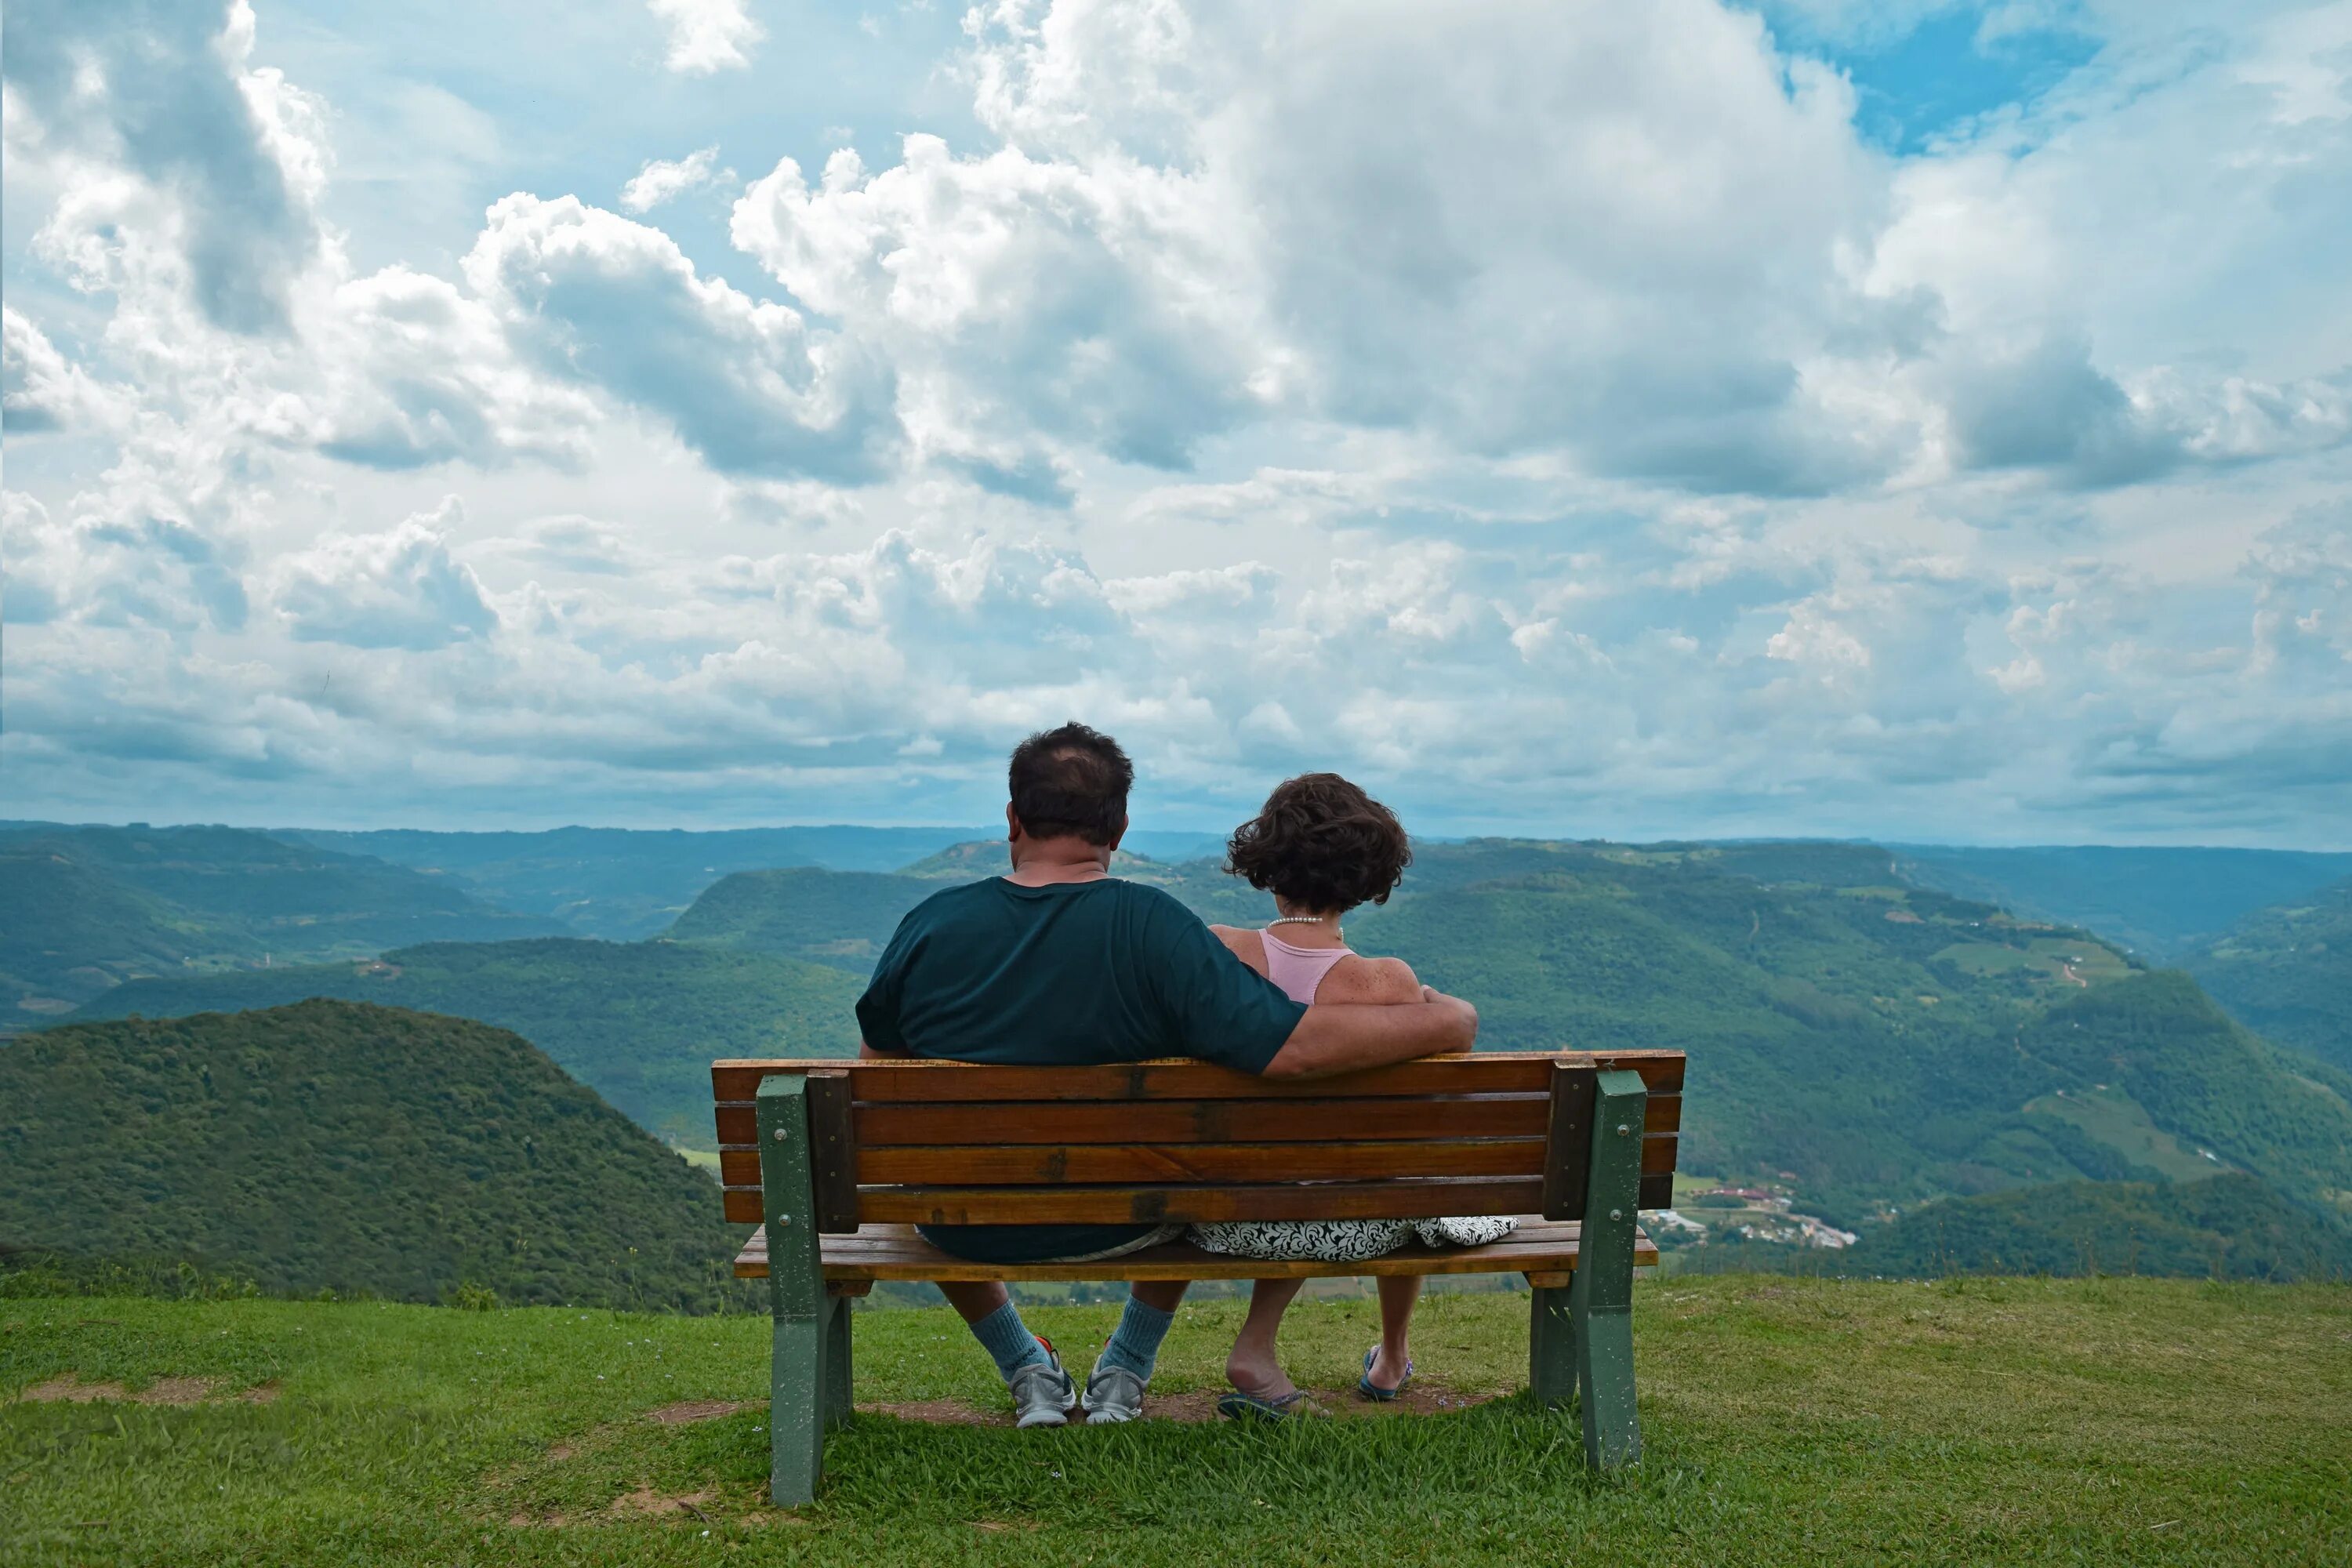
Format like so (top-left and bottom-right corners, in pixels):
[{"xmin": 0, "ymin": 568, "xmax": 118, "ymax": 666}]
[
  {"xmin": 723, "ymin": 1138, "xmax": 1673, "ymax": 1214},
  {"xmin": 715, "ymin": 1086, "xmax": 1675, "ymax": 1147},
  {"xmin": 710, "ymin": 1051, "xmax": 1686, "ymax": 1104},
  {"xmin": 731, "ymin": 1218, "xmax": 1661, "ymax": 1281},
  {"xmin": 710, "ymin": 1091, "xmax": 1675, "ymax": 1142},
  {"xmin": 852, "ymin": 1175, "xmax": 1546, "ymax": 1226},
  {"xmin": 721, "ymin": 1165, "xmax": 1678, "ymax": 1222},
  {"xmin": 720, "ymin": 1133, "xmax": 1676, "ymax": 1187},
  {"xmin": 850, "ymin": 1095, "xmax": 1548, "ymax": 1146},
  {"xmin": 724, "ymin": 1136, "xmax": 1551, "ymax": 1188}
]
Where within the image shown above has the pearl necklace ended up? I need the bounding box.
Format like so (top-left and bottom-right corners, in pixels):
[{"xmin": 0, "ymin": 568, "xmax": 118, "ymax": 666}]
[{"xmin": 1268, "ymin": 914, "xmax": 1343, "ymax": 942}]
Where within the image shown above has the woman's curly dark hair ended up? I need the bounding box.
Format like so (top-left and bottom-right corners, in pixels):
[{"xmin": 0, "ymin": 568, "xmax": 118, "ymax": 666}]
[{"xmin": 1225, "ymin": 773, "xmax": 1412, "ymax": 914}]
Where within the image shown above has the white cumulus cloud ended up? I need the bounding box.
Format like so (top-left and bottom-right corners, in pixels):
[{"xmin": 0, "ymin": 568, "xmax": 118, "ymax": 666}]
[
  {"xmin": 463, "ymin": 194, "xmax": 899, "ymax": 482},
  {"xmin": 620, "ymin": 146, "xmax": 731, "ymax": 213},
  {"xmin": 647, "ymin": 0, "xmax": 764, "ymax": 74},
  {"xmin": 270, "ymin": 499, "xmax": 501, "ymax": 651}
]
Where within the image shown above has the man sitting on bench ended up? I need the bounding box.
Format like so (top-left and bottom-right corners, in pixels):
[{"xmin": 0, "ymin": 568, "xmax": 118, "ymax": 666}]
[{"xmin": 855, "ymin": 721, "xmax": 1481, "ymax": 1427}]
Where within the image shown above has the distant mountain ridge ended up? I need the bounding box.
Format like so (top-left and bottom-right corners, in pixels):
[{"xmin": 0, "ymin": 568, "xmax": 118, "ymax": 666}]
[
  {"xmin": 1890, "ymin": 844, "xmax": 2352, "ymax": 959},
  {"xmin": 50, "ymin": 832, "xmax": 2352, "ymax": 1271},
  {"xmin": 2187, "ymin": 875, "xmax": 2352, "ymax": 1073},
  {"xmin": 278, "ymin": 825, "xmax": 1231, "ymax": 938},
  {"xmin": 0, "ymin": 1001, "xmax": 746, "ymax": 1308},
  {"xmin": 1, "ymin": 824, "xmax": 566, "ymax": 1027}
]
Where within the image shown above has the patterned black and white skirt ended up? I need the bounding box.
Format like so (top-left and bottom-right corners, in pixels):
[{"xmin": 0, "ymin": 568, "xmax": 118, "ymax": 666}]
[{"xmin": 1189, "ymin": 1216, "xmax": 1519, "ymax": 1263}]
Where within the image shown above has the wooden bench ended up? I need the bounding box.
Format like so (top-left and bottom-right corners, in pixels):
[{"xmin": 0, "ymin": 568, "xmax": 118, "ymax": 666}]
[{"xmin": 710, "ymin": 1049, "xmax": 1686, "ymax": 1503}]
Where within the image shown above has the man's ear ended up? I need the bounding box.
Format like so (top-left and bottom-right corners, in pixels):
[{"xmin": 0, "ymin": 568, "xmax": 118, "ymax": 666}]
[
  {"xmin": 1105, "ymin": 812, "xmax": 1129, "ymax": 854},
  {"xmin": 1004, "ymin": 802, "xmax": 1022, "ymax": 843}
]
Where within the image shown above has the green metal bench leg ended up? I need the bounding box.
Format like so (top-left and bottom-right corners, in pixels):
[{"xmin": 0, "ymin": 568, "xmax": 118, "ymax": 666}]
[
  {"xmin": 758, "ymin": 1076, "xmax": 827, "ymax": 1504},
  {"xmin": 822, "ymin": 1293, "xmax": 854, "ymax": 1430},
  {"xmin": 1570, "ymin": 1068, "xmax": 1646, "ymax": 1468},
  {"xmin": 769, "ymin": 1316, "xmax": 823, "ymax": 1504}
]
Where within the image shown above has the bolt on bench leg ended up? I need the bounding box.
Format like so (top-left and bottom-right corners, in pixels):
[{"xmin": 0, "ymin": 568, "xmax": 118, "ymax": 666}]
[{"xmin": 758, "ymin": 1076, "xmax": 827, "ymax": 1504}]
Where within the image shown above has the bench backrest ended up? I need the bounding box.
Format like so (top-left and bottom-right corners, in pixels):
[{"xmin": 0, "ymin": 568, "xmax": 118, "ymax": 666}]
[{"xmin": 711, "ymin": 1052, "xmax": 1683, "ymax": 1232}]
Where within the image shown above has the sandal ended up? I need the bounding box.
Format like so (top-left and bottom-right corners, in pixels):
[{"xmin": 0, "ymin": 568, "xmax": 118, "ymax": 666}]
[
  {"xmin": 1216, "ymin": 1388, "xmax": 1330, "ymax": 1422},
  {"xmin": 1357, "ymin": 1345, "xmax": 1413, "ymax": 1402}
]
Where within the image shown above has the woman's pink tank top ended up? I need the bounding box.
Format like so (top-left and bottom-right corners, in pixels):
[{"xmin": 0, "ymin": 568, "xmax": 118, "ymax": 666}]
[{"xmin": 1261, "ymin": 928, "xmax": 1352, "ymax": 1004}]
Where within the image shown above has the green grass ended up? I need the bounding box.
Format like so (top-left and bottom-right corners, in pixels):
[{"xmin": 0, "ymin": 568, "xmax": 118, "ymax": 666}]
[
  {"xmin": 2024, "ymin": 1087, "xmax": 2223, "ymax": 1183},
  {"xmin": 5, "ymin": 1279, "xmax": 2347, "ymax": 1565},
  {"xmin": 1932, "ymin": 938, "xmax": 2125, "ymax": 985}
]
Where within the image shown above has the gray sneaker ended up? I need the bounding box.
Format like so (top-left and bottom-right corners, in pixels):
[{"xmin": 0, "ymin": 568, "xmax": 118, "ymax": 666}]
[
  {"xmin": 1081, "ymin": 1360, "xmax": 1147, "ymax": 1425},
  {"xmin": 1008, "ymin": 1341, "xmax": 1077, "ymax": 1428}
]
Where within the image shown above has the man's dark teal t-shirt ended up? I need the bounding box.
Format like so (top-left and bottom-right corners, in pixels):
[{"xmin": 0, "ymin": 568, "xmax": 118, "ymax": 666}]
[{"xmin": 855, "ymin": 877, "xmax": 1308, "ymax": 1261}]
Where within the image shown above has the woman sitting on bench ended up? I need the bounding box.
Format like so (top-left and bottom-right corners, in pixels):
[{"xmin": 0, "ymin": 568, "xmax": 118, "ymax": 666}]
[{"xmin": 1199, "ymin": 774, "xmax": 1517, "ymax": 1419}]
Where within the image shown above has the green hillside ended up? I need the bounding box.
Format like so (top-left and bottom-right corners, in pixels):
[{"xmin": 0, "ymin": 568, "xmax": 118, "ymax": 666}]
[
  {"xmin": 652, "ymin": 842, "xmax": 2352, "ymax": 1229},
  {"xmin": 662, "ymin": 866, "xmax": 938, "ymax": 970},
  {"xmin": 0, "ymin": 826, "xmax": 566, "ymax": 1024},
  {"xmin": 1323, "ymin": 848, "xmax": 2352, "ymax": 1229},
  {"xmin": 1822, "ymin": 1173, "xmax": 2352, "ymax": 1282},
  {"xmin": 0, "ymin": 848, "xmax": 194, "ymax": 1017},
  {"xmin": 0, "ymin": 1002, "xmax": 744, "ymax": 1309},
  {"xmin": 64, "ymin": 940, "xmax": 864, "ymax": 1145},
  {"xmin": 57, "ymin": 836, "xmax": 2352, "ymax": 1266},
  {"xmin": 285, "ymin": 825, "xmax": 985, "ymax": 940},
  {"xmin": 650, "ymin": 837, "xmax": 2352, "ymax": 1240},
  {"xmin": 273, "ymin": 828, "xmax": 1230, "ymax": 940},
  {"xmin": 2187, "ymin": 875, "xmax": 2352, "ymax": 1072},
  {"xmin": 1890, "ymin": 843, "xmax": 2352, "ymax": 958}
]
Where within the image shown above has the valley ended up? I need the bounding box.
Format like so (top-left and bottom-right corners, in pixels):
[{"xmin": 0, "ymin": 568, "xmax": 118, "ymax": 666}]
[{"xmin": 13, "ymin": 824, "xmax": 2352, "ymax": 1292}]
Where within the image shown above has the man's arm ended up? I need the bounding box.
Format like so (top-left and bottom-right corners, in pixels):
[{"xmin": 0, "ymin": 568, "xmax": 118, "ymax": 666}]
[
  {"xmin": 1260, "ymin": 986, "xmax": 1479, "ymax": 1079},
  {"xmin": 858, "ymin": 1038, "xmax": 907, "ymax": 1060}
]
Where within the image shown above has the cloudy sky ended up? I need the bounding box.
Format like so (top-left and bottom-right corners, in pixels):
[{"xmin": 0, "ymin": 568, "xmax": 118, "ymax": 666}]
[{"xmin": 4, "ymin": 1, "xmax": 2348, "ymax": 844}]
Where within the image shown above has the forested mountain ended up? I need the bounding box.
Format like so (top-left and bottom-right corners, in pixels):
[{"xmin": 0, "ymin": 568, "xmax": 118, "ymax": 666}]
[
  {"xmin": 53, "ymin": 833, "xmax": 2352, "ymax": 1273},
  {"xmin": 1890, "ymin": 844, "xmax": 2352, "ymax": 959},
  {"xmin": 2186, "ymin": 876, "xmax": 2352, "ymax": 1073},
  {"xmin": 662, "ymin": 866, "xmax": 940, "ymax": 970},
  {"xmin": 1333, "ymin": 846, "xmax": 2352, "ymax": 1225},
  {"xmin": 282, "ymin": 825, "xmax": 1229, "ymax": 938},
  {"xmin": 0, "ymin": 1002, "xmax": 746, "ymax": 1308},
  {"xmin": 66, "ymin": 940, "xmax": 863, "ymax": 1145},
  {"xmin": 1718, "ymin": 1174, "xmax": 2352, "ymax": 1282},
  {"xmin": 0, "ymin": 825, "xmax": 565, "ymax": 1026},
  {"xmin": 284, "ymin": 825, "xmax": 982, "ymax": 940}
]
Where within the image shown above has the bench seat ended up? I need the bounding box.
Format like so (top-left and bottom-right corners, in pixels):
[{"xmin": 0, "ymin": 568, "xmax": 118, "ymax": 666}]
[{"xmin": 735, "ymin": 1218, "xmax": 1659, "ymax": 1289}]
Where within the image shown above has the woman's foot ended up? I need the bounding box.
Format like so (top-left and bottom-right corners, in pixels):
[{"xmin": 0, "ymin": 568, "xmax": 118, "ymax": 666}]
[
  {"xmin": 1225, "ymin": 1343, "xmax": 1298, "ymax": 1403},
  {"xmin": 1360, "ymin": 1344, "xmax": 1411, "ymax": 1398}
]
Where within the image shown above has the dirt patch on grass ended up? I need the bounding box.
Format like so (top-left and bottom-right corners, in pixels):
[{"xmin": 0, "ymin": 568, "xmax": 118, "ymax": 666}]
[
  {"xmin": 608, "ymin": 1486, "xmax": 718, "ymax": 1520},
  {"xmin": 16, "ymin": 1374, "xmax": 235, "ymax": 1406},
  {"xmin": 862, "ymin": 1396, "xmax": 1003, "ymax": 1425},
  {"xmin": 644, "ymin": 1399, "xmax": 750, "ymax": 1425}
]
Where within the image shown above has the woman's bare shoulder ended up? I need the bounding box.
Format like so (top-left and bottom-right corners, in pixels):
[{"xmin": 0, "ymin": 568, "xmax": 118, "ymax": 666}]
[
  {"xmin": 1209, "ymin": 924, "xmax": 1268, "ymax": 973},
  {"xmin": 1323, "ymin": 953, "xmax": 1422, "ymax": 1005}
]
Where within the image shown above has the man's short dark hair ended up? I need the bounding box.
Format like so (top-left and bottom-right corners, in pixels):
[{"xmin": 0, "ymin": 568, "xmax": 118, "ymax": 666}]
[
  {"xmin": 1225, "ymin": 772, "xmax": 1411, "ymax": 913},
  {"xmin": 1007, "ymin": 722, "xmax": 1134, "ymax": 846}
]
